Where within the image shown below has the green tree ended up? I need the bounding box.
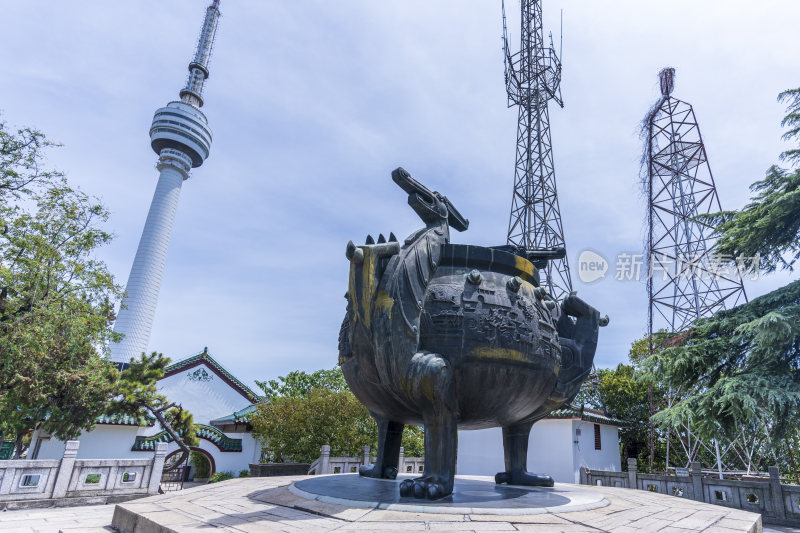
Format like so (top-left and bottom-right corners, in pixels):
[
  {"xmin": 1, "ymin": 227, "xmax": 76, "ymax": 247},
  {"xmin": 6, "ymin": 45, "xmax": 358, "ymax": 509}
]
[
  {"xmin": 251, "ymin": 387, "xmax": 377, "ymax": 463},
  {"xmin": 704, "ymin": 88, "xmax": 800, "ymax": 273},
  {"xmin": 190, "ymin": 451, "xmax": 210, "ymax": 479},
  {"xmin": 107, "ymin": 352, "xmax": 198, "ymax": 470},
  {"xmin": 251, "ymin": 367, "xmax": 424, "ymax": 463},
  {"xmin": 0, "ymin": 120, "xmax": 122, "ymax": 458},
  {"xmin": 255, "ymin": 367, "xmax": 349, "ymax": 401},
  {"xmin": 640, "ymin": 88, "xmax": 800, "ymax": 450}
]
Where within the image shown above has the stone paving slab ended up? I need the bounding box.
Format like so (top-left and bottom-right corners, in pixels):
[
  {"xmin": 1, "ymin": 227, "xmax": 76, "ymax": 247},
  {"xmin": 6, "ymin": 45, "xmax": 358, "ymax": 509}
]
[
  {"xmin": 0, "ymin": 503, "xmax": 116, "ymax": 532},
  {"xmin": 104, "ymin": 475, "xmax": 764, "ymax": 532}
]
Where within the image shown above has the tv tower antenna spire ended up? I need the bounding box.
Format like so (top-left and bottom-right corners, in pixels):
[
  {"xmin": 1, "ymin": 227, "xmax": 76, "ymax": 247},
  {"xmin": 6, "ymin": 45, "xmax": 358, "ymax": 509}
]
[
  {"xmin": 502, "ymin": 0, "xmax": 571, "ymax": 300},
  {"xmin": 110, "ymin": 0, "xmax": 221, "ymax": 364}
]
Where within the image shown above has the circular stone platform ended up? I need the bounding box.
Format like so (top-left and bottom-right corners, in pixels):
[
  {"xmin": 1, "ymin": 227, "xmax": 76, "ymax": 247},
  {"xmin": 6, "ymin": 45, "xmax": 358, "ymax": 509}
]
[
  {"xmin": 291, "ymin": 474, "xmax": 609, "ymax": 515},
  {"xmin": 110, "ymin": 475, "xmax": 765, "ymax": 532}
]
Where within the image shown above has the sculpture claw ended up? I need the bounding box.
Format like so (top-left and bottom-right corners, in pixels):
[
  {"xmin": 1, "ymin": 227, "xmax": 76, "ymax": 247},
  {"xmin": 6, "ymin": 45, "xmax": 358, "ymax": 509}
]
[
  {"xmin": 378, "ymin": 233, "xmax": 386, "ymax": 243},
  {"xmin": 399, "ymin": 479, "xmax": 414, "ymax": 497},
  {"xmin": 366, "ymin": 234, "xmax": 375, "ymax": 245},
  {"xmin": 389, "ymin": 232, "xmax": 397, "ymax": 242},
  {"xmin": 427, "ymin": 482, "xmax": 444, "ymax": 500},
  {"xmin": 399, "ymin": 477, "xmax": 450, "ymax": 500}
]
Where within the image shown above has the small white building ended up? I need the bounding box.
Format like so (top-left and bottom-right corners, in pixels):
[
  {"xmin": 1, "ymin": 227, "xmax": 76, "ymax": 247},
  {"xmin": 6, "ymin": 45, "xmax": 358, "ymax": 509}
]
[
  {"xmin": 30, "ymin": 349, "xmax": 264, "ymax": 478},
  {"xmin": 457, "ymin": 406, "xmax": 624, "ymax": 483}
]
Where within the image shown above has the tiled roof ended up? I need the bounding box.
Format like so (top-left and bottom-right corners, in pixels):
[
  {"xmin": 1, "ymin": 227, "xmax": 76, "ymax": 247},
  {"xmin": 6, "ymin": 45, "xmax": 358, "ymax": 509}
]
[
  {"xmin": 132, "ymin": 424, "xmax": 242, "ymax": 453},
  {"xmin": 96, "ymin": 413, "xmax": 155, "ymax": 427},
  {"xmin": 163, "ymin": 348, "xmax": 261, "ymax": 402},
  {"xmin": 545, "ymin": 405, "xmax": 627, "ymax": 427},
  {"xmin": 209, "ymin": 404, "xmax": 257, "ymax": 426}
]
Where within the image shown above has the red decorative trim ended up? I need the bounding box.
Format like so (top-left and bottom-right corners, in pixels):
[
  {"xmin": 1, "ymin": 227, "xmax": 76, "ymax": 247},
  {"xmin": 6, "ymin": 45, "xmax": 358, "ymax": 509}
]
[{"xmin": 162, "ymin": 360, "xmax": 254, "ymax": 402}]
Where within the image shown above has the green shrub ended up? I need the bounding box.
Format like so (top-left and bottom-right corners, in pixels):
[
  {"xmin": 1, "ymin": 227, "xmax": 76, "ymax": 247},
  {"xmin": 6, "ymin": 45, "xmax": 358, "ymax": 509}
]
[
  {"xmin": 238, "ymin": 469, "xmax": 250, "ymax": 478},
  {"xmin": 190, "ymin": 451, "xmax": 210, "ymax": 479},
  {"xmin": 209, "ymin": 471, "xmax": 234, "ymax": 483}
]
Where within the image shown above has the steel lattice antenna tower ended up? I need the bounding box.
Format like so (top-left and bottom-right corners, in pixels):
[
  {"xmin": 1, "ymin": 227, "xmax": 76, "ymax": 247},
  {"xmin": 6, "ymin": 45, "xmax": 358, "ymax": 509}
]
[
  {"xmin": 502, "ymin": 0, "xmax": 571, "ymax": 300},
  {"xmin": 110, "ymin": 0, "xmax": 221, "ymax": 364},
  {"xmin": 645, "ymin": 68, "xmax": 747, "ymax": 340},
  {"xmin": 643, "ymin": 68, "xmax": 747, "ymax": 470}
]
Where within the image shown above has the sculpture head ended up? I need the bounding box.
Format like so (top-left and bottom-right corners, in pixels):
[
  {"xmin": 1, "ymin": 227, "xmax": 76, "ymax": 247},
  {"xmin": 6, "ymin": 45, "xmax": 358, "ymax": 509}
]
[{"xmin": 392, "ymin": 167, "xmax": 469, "ymax": 232}]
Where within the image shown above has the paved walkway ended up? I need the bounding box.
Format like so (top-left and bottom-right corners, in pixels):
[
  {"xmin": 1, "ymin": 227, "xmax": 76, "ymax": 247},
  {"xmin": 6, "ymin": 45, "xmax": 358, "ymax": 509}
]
[
  {"xmin": 0, "ymin": 477, "xmax": 796, "ymax": 532},
  {"xmin": 0, "ymin": 503, "xmax": 115, "ymax": 532}
]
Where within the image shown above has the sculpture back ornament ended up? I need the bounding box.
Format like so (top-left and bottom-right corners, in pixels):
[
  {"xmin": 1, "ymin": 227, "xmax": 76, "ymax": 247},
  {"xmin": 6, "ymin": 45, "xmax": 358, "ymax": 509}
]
[{"xmin": 339, "ymin": 168, "xmax": 608, "ymax": 500}]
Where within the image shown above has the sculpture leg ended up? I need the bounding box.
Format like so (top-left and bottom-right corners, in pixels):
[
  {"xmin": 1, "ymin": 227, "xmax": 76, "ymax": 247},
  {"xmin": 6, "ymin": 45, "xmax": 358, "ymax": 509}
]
[
  {"xmin": 359, "ymin": 413, "xmax": 404, "ymax": 479},
  {"xmin": 495, "ymin": 421, "xmax": 554, "ymax": 487},
  {"xmin": 399, "ymin": 352, "xmax": 458, "ymax": 500}
]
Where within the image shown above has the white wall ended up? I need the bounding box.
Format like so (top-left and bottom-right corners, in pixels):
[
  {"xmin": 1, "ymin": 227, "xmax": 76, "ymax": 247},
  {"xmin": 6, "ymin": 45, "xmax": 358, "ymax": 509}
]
[
  {"xmin": 457, "ymin": 419, "xmax": 621, "ymax": 484},
  {"xmin": 29, "ymin": 430, "xmax": 65, "ymax": 461},
  {"xmin": 572, "ymin": 420, "xmax": 621, "ymax": 482},
  {"xmin": 456, "ymin": 427, "xmax": 505, "ymax": 476},
  {"xmin": 155, "ymin": 365, "xmax": 252, "ymax": 428},
  {"xmin": 31, "ymin": 426, "xmax": 148, "ymax": 460},
  {"xmin": 528, "ymin": 419, "xmax": 578, "ymax": 483}
]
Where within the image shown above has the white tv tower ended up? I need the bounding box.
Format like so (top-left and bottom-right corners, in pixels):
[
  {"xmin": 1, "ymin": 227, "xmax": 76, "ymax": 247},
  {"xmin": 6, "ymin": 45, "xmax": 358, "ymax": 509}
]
[{"xmin": 110, "ymin": 0, "xmax": 221, "ymax": 364}]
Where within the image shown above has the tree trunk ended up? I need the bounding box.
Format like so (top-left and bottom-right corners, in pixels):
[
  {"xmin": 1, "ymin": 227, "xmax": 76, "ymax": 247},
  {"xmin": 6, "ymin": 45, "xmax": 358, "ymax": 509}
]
[
  {"xmin": 12, "ymin": 432, "xmax": 25, "ymax": 460},
  {"xmin": 148, "ymin": 406, "xmax": 190, "ymax": 472}
]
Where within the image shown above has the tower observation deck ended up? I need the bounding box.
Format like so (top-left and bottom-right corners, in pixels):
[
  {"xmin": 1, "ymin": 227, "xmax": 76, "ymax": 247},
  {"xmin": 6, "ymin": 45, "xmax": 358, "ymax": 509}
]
[{"xmin": 110, "ymin": 0, "xmax": 221, "ymax": 364}]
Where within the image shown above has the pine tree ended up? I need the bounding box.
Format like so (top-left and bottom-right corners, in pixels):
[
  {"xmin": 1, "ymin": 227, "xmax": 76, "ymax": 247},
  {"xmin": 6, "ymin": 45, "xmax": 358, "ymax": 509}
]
[{"xmin": 108, "ymin": 352, "xmax": 198, "ymax": 470}]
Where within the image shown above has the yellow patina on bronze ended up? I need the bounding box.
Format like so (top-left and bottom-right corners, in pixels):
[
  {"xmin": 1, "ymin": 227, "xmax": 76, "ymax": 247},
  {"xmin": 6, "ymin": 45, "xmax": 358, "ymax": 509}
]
[
  {"xmin": 470, "ymin": 346, "xmax": 528, "ymax": 363},
  {"xmin": 513, "ymin": 255, "xmax": 536, "ymax": 282},
  {"xmin": 348, "ymin": 246, "xmax": 381, "ymax": 328},
  {"xmin": 376, "ymin": 290, "xmax": 394, "ymax": 318}
]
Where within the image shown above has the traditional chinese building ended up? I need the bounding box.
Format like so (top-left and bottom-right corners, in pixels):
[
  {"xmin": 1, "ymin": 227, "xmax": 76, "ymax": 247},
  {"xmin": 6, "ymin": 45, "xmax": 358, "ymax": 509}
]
[{"xmin": 30, "ymin": 349, "xmax": 263, "ymax": 479}]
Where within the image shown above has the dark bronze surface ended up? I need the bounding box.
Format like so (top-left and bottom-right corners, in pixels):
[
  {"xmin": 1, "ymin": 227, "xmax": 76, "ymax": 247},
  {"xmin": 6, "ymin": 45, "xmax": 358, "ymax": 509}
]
[{"xmin": 339, "ymin": 168, "xmax": 606, "ymax": 500}]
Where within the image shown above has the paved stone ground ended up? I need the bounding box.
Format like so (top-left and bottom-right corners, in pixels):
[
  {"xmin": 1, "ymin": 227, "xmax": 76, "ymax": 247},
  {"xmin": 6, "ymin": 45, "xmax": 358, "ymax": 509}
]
[
  {"xmin": 0, "ymin": 476, "xmax": 794, "ymax": 532},
  {"xmin": 111, "ymin": 475, "xmax": 764, "ymax": 532},
  {"xmin": 0, "ymin": 503, "xmax": 116, "ymax": 532}
]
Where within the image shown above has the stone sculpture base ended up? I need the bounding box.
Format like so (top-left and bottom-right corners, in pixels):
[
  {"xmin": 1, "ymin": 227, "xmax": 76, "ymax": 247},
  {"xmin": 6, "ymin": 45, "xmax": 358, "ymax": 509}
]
[
  {"xmin": 291, "ymin": 474, "xmax": 607, "ymax": 515},
  {"xmin": 111, "ymin": 475, "xmax": 763, "ymax": 532}
]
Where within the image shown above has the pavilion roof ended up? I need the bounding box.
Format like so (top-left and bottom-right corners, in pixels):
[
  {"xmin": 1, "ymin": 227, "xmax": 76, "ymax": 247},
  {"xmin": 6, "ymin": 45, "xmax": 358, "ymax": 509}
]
[{"xmin": 163, "ymin": 348, "xmax": 261, "ymax": 403}]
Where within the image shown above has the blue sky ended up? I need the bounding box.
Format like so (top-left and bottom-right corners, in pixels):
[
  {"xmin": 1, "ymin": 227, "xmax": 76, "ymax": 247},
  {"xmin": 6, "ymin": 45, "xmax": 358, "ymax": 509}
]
[{"xmin": 1, "ymin": 1, "xmax": 799, "ymax": 390}]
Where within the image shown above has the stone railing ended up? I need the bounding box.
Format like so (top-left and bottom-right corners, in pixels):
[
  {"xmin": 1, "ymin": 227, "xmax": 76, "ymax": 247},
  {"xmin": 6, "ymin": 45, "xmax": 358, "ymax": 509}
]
[
  {"xmin": 581, "ymin": 458, "xmax": 800, "ymax": 527},
  {"xmin": 308, "ymin": 445, "xmax": 424, "ymax": 476},
  {"xmin": 0, "ymin": 440, "xmax": 167, "ymax": 510}
]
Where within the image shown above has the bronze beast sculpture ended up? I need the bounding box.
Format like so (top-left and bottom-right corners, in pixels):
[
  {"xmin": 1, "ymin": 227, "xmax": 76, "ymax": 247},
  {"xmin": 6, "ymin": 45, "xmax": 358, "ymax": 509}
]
[{"xmin": 339, "ymin": 168, "xmax": 607, "ymax": 500}]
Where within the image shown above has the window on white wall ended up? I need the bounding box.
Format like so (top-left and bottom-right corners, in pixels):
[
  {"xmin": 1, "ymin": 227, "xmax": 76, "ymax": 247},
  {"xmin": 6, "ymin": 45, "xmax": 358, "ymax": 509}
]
[{"xmin": 594, "ymin": 424, "xmax": 601, "ymax": 450}]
